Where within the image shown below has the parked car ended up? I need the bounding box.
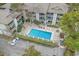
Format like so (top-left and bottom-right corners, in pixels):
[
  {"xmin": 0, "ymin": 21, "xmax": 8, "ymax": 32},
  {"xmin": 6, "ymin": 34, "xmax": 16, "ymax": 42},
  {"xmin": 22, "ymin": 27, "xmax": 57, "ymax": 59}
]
[{"xmin": 9, "ymin": 37, "xmax": 19, "ymax": 46}]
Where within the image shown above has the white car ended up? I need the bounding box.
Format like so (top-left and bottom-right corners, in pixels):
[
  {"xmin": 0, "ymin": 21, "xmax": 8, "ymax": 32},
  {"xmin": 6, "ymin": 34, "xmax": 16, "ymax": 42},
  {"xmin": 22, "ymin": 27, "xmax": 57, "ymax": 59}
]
[{"xmin": 10, "ymin": 37, "xmax": 19, "ymax": 46}]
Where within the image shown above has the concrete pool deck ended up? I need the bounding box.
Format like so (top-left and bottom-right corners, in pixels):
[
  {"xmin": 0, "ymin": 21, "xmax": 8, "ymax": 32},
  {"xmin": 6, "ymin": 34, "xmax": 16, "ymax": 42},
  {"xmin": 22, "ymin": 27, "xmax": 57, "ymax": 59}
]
[{"xmin": 19, "ymin": 22, "xmax": 61, "ymax": 43}]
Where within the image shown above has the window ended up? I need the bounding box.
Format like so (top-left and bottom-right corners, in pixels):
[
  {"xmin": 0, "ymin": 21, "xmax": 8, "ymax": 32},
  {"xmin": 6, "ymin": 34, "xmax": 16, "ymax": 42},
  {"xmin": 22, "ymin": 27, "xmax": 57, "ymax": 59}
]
[
  {"xmin": 31, "ymin": 12, "xmax": 36, "ymax": 20},
  {"xmin": 8, "ymin": 20, "xmax": 15, "ymax": 30},
  {"xmin": 39, "ymin": 13, "xmax": 45, "ymax": 15},
  {"xmin": 39, "ymin": 17, "xmax": 45, "ymax": 20},
  {"xmin": 47, "ymin": 12, "xmax": 53, "ymax": 15},
  {"xmin": 47, "ymin": 12, "xmax": 50, "ymax": 15},
  {"xmin": 10, "ymin": 24, "xmax": 15, "ymax": 30},
  {"xmin": 51, "ymin": 13, "xmax": 53, "ymax": 15},
  {"xmin": 46, "ymin": 12, "xmax": 53, "ymax": 20},
  {"xmin": 57, "ymin": 14, "xmax": 63, "ymax": 20},
  {"xmin": 8, "ymin": 20, "xmax": 13, "ymax": 25},
  {"xmin": 47, "ymin": 16, "xmax": 52, "ymax": 19},
  {"xmin": 32, "ymin": 12, "xmax": 35, "ymax": 14},
  {"xmin": 57, "ymin": 14, "xmax": 63, "ymax": 16},
  {"xmin": 39, "ymin": 13, "xmax": 45, "ymax": 20}
]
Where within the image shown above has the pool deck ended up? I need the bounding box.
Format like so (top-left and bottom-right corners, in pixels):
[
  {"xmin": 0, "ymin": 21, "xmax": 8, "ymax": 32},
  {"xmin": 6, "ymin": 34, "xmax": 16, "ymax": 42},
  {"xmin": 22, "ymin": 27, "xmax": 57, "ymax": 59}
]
[{"xmin": 19, "ymin": 22, "xmax": 61, "ymax": 43}]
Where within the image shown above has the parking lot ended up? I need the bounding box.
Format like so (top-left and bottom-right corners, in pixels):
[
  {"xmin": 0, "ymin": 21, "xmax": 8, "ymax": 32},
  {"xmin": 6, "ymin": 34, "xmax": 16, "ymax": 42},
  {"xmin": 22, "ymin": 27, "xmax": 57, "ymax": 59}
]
[
  {"xmin": 0, "ymin": 37, "xmax": 27, "ymax": 56},
  {"xmin": 0, "ymin": 36, "xmax": 65, "ymax": 56}
]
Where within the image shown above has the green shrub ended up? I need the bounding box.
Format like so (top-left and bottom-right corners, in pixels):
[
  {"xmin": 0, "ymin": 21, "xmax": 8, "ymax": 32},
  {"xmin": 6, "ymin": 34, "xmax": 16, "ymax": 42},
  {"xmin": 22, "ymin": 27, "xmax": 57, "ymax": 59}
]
[
  {"xmin": 0, "ymin": 49, "xmax": 4, "ymax": 56},
  {"xmin": 64, "ymin": 49, "xmax": 75, "ymax": 56},
  {"xmin": 33, "ymin": 20, "xmax": 43, "ymax": 25},
  {"xmin": 26, "ymin": 19, "xmax": 30, "ymax": 22},
  {"xmin": 23, "ymin": 46, "xmax": 41, "ymax": 56},
  {"xmin": 0, "ymin": 52, "xmax": 4, "ymax": 56},
  {"xmin": 47, "ymin": 25, "xmax": 59, "ymax": 28},
  {"xmin": 16, "ymin": 34, "xmax": 57, "ymax": 47}
]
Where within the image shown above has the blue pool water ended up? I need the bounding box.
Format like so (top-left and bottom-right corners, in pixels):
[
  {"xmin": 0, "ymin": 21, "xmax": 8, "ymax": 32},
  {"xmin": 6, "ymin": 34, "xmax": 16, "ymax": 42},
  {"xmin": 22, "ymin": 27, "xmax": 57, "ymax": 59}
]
[{"xmin": 28, "ymin": 29, "xmax": 52, "ymax": 40}]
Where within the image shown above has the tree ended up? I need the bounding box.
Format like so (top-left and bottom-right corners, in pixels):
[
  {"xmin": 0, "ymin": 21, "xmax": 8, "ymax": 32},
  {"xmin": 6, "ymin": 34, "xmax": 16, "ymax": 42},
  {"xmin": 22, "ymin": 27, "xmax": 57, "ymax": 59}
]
[
  {"xmin": 60, "ymin": 12, "xmax": 79, "ymax": 52},
  {"xmin": 60, "ymin": 12, "xmax": 79, "ymax": 35},
  {"xmin": 67, "ymin": 3, "xmax": 79, "ymax": 12},
  {"xmin": 23, "ymin": 46, "xmax": 41, "ymax": 56},
  {"xmin": 64, "ymin": 33, "xmax": 79, "ymax": 52},
  {"xmin": 64, "ymin": 36, "xmax": 76, "ymax": 50}
]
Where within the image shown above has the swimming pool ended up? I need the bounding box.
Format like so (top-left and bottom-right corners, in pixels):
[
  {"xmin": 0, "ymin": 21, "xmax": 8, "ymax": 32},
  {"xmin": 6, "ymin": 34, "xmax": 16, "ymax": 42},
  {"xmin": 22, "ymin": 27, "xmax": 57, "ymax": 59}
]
[{"xmin": 28, "ymin": 29, "xmax": 52, "ymax": 40}]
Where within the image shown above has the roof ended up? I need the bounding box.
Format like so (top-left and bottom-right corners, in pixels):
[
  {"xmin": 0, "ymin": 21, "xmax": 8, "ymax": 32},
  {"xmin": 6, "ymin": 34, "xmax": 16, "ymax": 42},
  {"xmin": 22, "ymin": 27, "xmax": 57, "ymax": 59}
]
[
  {"xmin": 0, "ymin": 24, "xmax": 7, "ymax": 30},
  {"xmin": 24, "ymin": 3, "xmax": 69, "ymax": 14},
  {"xmin": 0, "ymin": 9, "xmax": 21, "ymax": 24},
  {"xmin": 0, "ymin": 3, "xmax": 11, "ymax": 9}
]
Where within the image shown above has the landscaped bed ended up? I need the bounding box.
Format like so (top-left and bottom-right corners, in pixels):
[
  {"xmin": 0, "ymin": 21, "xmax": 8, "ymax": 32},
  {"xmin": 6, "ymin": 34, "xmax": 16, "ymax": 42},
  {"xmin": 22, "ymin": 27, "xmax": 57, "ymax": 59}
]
[{"xmin": 16, "ymin": 34, "xmax": 57, "ymax": 48}]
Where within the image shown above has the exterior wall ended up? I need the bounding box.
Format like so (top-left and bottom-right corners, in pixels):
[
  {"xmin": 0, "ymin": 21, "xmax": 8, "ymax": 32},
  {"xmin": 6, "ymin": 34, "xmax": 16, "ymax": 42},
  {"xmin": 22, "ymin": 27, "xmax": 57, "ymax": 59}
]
[
  {"xmin": 8, "ymin": 15, "xmax": 24, "ymax": 33},
  {"xmin": 39, "ymin": 13, "xmax": 45, "ymax": 21},
  {"xmin": 33, "ymin": 12, "xmax": 62, "ymax": 25},
  {"xmin": 36, "ymin": 13, "xmax": 39, "ymax": 20},
  {"xmin": 31, "ymin": 12, "xmax": 36, "ymax": 20},
  {"xmin": 52, "ymin": 13, "xmax": 57, "ymax": 25},
  {"xmin": 24, "ymin": 3, "xmax": 68, "ymax": 25}
]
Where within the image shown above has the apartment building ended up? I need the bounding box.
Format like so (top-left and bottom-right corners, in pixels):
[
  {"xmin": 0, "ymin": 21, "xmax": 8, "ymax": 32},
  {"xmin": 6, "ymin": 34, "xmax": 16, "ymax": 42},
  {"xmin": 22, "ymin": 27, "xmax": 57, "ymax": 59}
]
[
  {"xmin": 0, "ymin": 3, "xmax": 69, "ymax": 35},
  {"xmin": 0, "ymin": 7, "xmax": 24, "ymax": 35},
  {"xmin": 24, "ymin": 3, "xmax": 69, "ymax": 25}
]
